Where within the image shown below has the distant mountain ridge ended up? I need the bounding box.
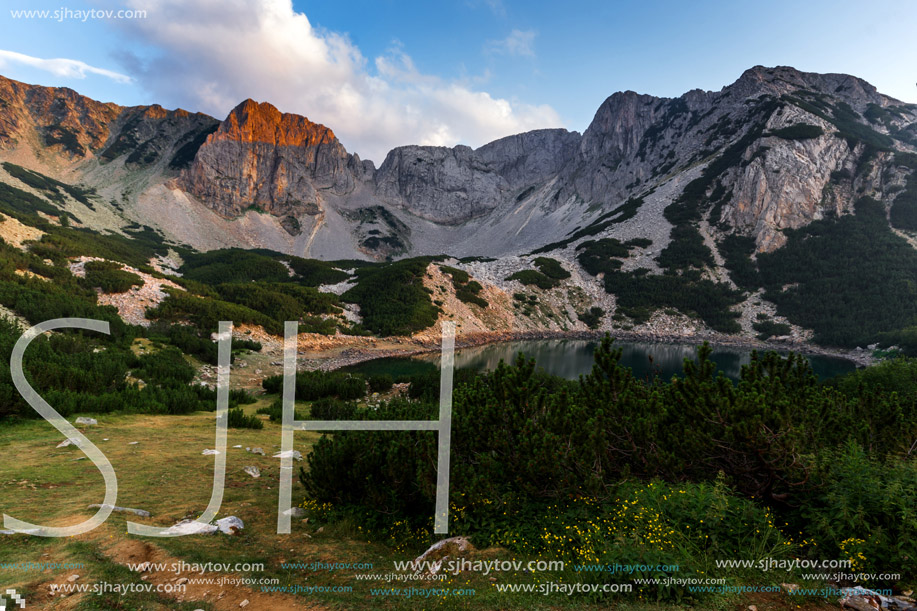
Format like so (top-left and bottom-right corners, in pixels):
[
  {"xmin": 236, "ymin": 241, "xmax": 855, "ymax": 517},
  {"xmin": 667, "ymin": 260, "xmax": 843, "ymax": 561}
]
[{"xmin": 2, "ymin": 65, "xmax": 914, "ymax": 262}]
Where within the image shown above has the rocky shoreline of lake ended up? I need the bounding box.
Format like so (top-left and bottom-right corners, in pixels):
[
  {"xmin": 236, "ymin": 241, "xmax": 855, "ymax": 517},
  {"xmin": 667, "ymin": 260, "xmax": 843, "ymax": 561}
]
[{"xmin": 307, "ymin": 328, "xmax": 872, "ymax": 373}]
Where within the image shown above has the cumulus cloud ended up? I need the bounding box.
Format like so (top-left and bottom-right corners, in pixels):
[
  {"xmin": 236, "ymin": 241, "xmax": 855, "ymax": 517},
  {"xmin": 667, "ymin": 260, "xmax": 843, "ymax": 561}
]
[
  {"xmin": 0, "ymin": 49, "xmax": 132, "ymax": 83},
  {"xmin": 102, "ymin": 0, "xmax": 561, "ymax": 162},
  {"xmin": 486, "ymin": 29, "xmax": 537, "ymax": 58}
]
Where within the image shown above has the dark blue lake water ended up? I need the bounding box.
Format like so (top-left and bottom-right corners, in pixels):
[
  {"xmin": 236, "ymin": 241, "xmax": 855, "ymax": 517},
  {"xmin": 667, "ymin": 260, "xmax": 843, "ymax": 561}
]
[{"xmin": 341, "ymin": 339, "xmax": 857, "ymax": 382}]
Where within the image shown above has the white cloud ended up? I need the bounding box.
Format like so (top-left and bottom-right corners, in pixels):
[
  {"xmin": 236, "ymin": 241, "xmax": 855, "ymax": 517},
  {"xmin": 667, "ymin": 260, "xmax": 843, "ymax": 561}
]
[
  {"xmin": 102, "ymin": 0, "xmax": 560, "ymax": 162},
  {"xmin": 486, "ymin": 29, "xmax": 537, "ymax": 58},
  {"xmin": 0, "ymin": 49, "xmax": 132, "ymax": 83}
]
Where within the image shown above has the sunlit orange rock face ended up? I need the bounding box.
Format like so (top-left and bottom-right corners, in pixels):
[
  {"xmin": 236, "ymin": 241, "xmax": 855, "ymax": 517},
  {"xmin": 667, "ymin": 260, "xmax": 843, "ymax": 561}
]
[
  {"xmin": 0, "ymin": 75, "xmax": 215, "ymax": 165},
  {"xmin": 181, "ymin": 99, "xmax": 362, "ymax": 228},
  {"xmin": 213, "ymin": 99, "xmax": 337, "ymax": 148},
  {"xmin": 0, "ymin": 74, "xmax": 119, "ymax": 155}
]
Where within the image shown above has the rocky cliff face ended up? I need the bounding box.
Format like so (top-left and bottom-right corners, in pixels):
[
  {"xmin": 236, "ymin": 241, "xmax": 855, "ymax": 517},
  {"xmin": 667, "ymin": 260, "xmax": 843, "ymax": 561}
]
[
  {"xmin": 0, "ymin": 74, "xmax": 119, "ymax": 156},
  {"xmin": 373, "ymin": 145, "xmax": 506, "ymax": 224},
  {"xmin": 722, "ymin": 104, "xmax": 856, "ymax": 250},
  {"xmin": 564, "ymin": 91, "xmax": 667, "ymax": 205},
  {"xmin": 707, "ymin": 67, "xmax": 916, "ymax": 251},
  {"xmin": 0, "ymin": 74, "xmax": 219, "ymax": 171},
  {"xmin": 97, "ymin": 104, "xmax": 219, "ymax": 173},
  {"xmin": 179, "ymin": 99, "xmax": 357, "ymax": 229},
  {"xmin": 476, "ymin": 128, "xmax": 580, "ymax": 191}
]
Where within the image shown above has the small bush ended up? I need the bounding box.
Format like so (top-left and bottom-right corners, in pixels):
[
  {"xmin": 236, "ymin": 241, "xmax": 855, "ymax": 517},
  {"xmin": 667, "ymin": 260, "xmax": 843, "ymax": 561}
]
[
  {"xmin": 336, "ymin": 375, "xmax": 367, "ymax": 400},
  {"xmin": 752, "ymin": 319, "xmax": 791, "ymax": 340},
  {"xmin": 804, "ymin": 443, "xmax": 917, "ymax": 583},
  {"xmin": 310, "ymin": 397, "xmax": 357, "ymax": 420},
  {"xmin": 233, "ymin": 338, "xmax": 262, "ymax": 352},
  {"xmin": 227, "ymin": 407, "xmax": 263, "ymax": 429},
  {"xmin": 84, "ymin": 261, "xmax": 143, "ymax": 293},
  {"xmin": 147, "ymin": 323, "xmax": 218, "ymax": 365},
  {"xmin": 576, "ymin": 238, "xmax": 630, "ymax": 276},
  {"xmin": 262, "ymin": 370, "xmax": 366, "ymax": 401},
  {"xmin": 131, "ymin": 347, "xmax": 195, "ymax": 387},
  {"xmin": 256, "ymin": 400, "xmax": 306, "ymax": 422},
  {"xmin": 441, "ymin": 265, "xmax": 488, "ymax": 308},
  {"xmin": 533, "ymin": 257, "xmax": 571, "ymax": 280},
  {"xmin": 262, "ymin": 375, "xmax": 283, "ymax": 394},
  {"xmin": 577, "ymin": 306, "xmax": 605, "ymax": 329},
  {"xmin": 229, "ymin": 389, "xmax": 257, "ymax": 405},
  {"xmin": 657, "ymin": 224, "xmax": 715, "ymax": 271},
  {"xmin": 769, "ymin": 124, "xmax": 824, "ymax": 140},
  {"xmin": 439, "ymin": 265, "xmax": 469, "ymax": 284},
  {"xmin": 506, "ymin": 269, "xmax": 557, "ymax": 290},
  {"xmin": 368, "ymin": 374, "xmax": 394, "ymax": 393},
  {"xmin": 455, "ymin": 282, "xmax": 488, "ymax": 308}
]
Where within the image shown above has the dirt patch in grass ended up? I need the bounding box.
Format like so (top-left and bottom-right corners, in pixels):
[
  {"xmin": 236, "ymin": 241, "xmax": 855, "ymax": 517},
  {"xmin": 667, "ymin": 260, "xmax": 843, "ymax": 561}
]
[{"xmin": 99, "ymin": 537, "xmax": 327, "ymax": 610}]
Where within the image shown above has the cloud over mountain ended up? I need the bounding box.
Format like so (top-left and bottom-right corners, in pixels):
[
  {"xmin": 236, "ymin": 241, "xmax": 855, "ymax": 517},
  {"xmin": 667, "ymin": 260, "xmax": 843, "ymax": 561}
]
[
  {"xmin": 0, "ymin": 49, "xmax": 132, "ymax": 83},
  {"xmin": 106, "ymin": 0, "xmax": 562, "ymax": 162}
]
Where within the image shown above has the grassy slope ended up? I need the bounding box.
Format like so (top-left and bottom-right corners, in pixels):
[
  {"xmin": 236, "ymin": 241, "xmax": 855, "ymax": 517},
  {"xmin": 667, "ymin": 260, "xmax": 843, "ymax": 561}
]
[{"xmin": 0, "ymin": 398, "xmax": 846, "ymax": 611}]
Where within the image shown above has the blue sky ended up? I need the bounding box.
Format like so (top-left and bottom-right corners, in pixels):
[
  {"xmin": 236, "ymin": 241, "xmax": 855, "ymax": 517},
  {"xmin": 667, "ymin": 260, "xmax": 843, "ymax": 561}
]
[{"xmin": 1, "ymin": 0, "xmax": 915, "ymax": 161}]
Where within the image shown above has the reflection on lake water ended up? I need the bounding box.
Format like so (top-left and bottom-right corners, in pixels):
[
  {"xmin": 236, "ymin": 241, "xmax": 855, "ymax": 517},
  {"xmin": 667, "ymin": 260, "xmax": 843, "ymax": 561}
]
[{"xmin": 342, "ymin": 339, "xmax": 858, "ymax": 382}]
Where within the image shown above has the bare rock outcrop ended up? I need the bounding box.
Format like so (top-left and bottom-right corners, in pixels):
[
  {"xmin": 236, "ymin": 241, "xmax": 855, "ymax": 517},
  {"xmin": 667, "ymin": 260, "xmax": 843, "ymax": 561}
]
[
  {"xmin": 476, "ymin": 128, "xmax": 580, "ymax": 191},
  {"xmin": 0, "ymin": 74, "xmax": 119, "ymax": 155},
  {"xmin": 180, "ymin": 99, "xmax": 356, "ymax": 225},
  {"xmin": 374, "ymin": 144, "xmax": 507, "ymax": 224},
  {"xmin": 725, "ymin": 105, "xmax": 854, "ymax": 251}
]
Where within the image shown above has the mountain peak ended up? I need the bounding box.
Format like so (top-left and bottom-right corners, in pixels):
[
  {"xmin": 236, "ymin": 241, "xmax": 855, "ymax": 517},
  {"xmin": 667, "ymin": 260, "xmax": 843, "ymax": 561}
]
[
  {"xmin": 214, "ymin": 98, "xmax": 339, "ymax": 148},
  {"xmin": 725, "ymin": 65, "xmax": 887, "ymax": 106},
  {"xmin": 724, "ymin": 65, "xmax": 811, "ymax": 99},
  {"xmin": 738, "ymin": 64, "xmax": 803, "ymax": 82}
]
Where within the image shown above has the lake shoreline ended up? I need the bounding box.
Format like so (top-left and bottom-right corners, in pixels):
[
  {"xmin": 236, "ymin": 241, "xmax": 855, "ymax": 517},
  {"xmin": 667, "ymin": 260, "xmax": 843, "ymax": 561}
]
[{"xmin": 308, "ymin": 328, "xmax": 872, "ymax": 373}]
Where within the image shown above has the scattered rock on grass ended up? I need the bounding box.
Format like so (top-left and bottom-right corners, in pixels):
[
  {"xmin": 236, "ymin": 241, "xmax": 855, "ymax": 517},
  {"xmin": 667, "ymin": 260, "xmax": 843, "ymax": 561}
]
[
  {"xmin": 273, "ymin": 450, "xmax": 302, "ymax": 461},
  {"xmin": 215, "ymin": 516, "xmax": 244, "ymax": 535},
  {"xmin": 163, "ymin": 520, "xmax": 219, "ymax": 536},
  {"xmin": 413, "ymin": 536, "xmax": 474, "ymax": 572}
]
